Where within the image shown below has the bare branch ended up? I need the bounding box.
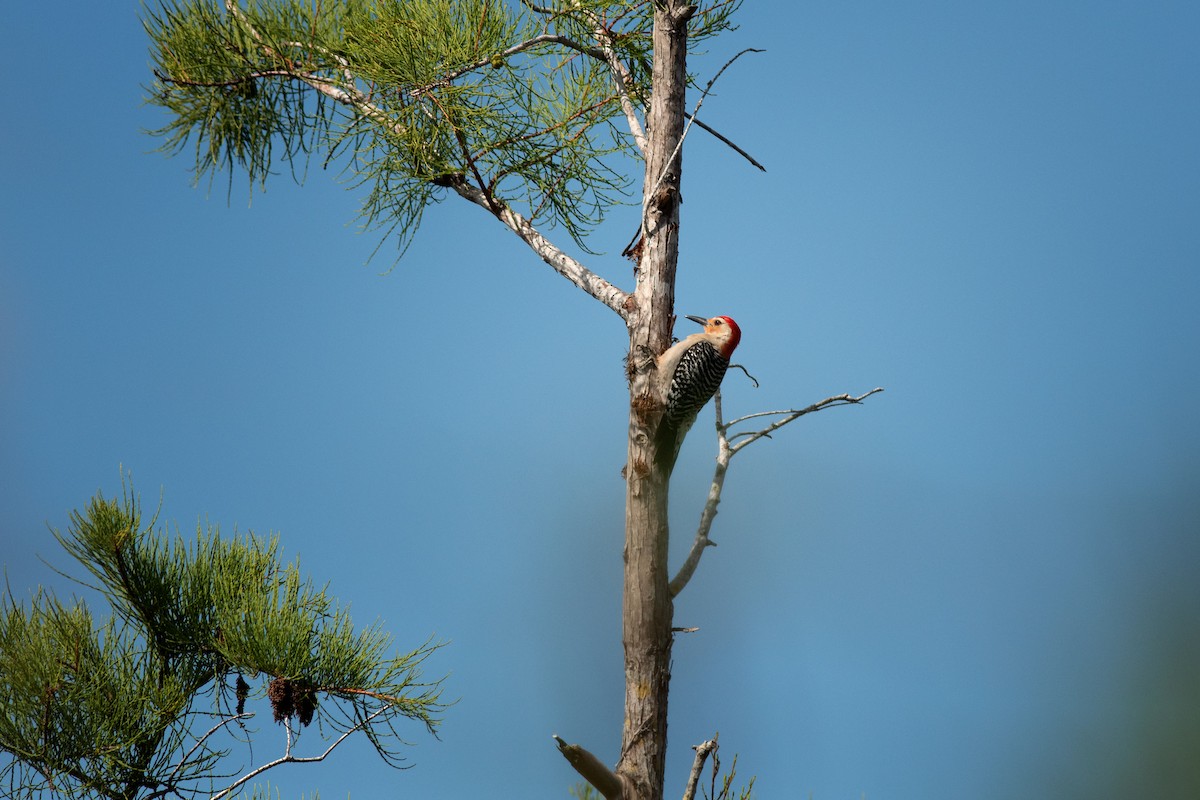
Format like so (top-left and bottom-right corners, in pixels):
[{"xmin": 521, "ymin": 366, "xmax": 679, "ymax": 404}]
[
  {"xmin": 553, "ymin": 735, "xmax": 624, "ymax": 800},
  {"xmin": 682, "ymin": 112, "xmax": 766, "ymax": 172},
  {"xmin": 645, "ymin": 47, "xmax": 765, "ymax": 225},
  {"xmin": 670, "ymin": 387, "xmax": 884, "ymax": 596},
  {"xmin": 210, "ymin": 708, "xmax": 387, "ymax": 800},
  {"xmin": 516, "ymin": 8, "xmax": 753, "ymax": 163},
  {"xmin": 441, "ymin": 33, "xmax": 607, "ymax": 83},
  {"xmin": 154, "ymin": 68, "xmax": 378, "ymax": 121},
  {"xmin": 670, "ymin": 391, "xmax": 730, "ymax": 598},
  {"xmin": 165, "ymin": 712, "xmax": 253, "ymax": 788},
  {"xmin": 727, "ymin": 388, "xmax": 884, "ymax": 454},
  {"xmin": 674, "ymin": 47, "xmax": 765, "ymax": 168},
  {"xmin": 596, "ymin": 44, "xmax": 648, "ymax": 152},
  {"xmin": 520, "ymin": 0, "xmax": 556, "ymax": 15},
  {"xmin": 683, "ymin": 735, "xmax": 720, "ymax": 800},
  {"xmin": 572, "ymin": 8, "xmax": 649, "ymax": 153},
  {"xmin": 449, "ymin": 181, "xmax": 631, "ymax": 317}
]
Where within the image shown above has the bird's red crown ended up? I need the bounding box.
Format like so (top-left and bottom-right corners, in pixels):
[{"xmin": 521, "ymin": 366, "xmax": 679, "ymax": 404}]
[{"xmin": 710, "ymin": 316, "xmax": 741, "ymax": 357}]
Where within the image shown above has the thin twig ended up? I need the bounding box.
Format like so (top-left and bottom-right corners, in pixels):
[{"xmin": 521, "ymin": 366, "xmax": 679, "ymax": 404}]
[
  {"xmin": 166, "ymin": 712, "xmax": 253, "ymax": 788},
  {"xmin": 426, "ymin": 90, "xmax": 498, "ymax": 216},
  {"xmin": 727, "ymin": 388, "xmax": 884, "ymax": 454},
  {"xmin": 683, "ymin": 112, "xmax": 766, "ymax": 171}
]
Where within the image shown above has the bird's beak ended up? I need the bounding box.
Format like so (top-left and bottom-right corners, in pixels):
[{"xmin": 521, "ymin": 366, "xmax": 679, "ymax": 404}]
[{"xmin": 684, "ymin": 315, "xmax": 708, "ymax": 326}]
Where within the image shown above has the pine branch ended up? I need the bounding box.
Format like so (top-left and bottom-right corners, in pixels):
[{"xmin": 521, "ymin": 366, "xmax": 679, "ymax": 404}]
[{"xmin": 149, "ymin": 0, "xmax": 634, "ymax": 313}]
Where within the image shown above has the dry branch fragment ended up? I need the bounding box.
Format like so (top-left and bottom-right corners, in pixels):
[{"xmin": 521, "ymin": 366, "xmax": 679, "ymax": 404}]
[
  {"xmin": 554, "ymin": 735, "xmax": 624, "ymax": 800},
  {"xmin": 682, "ymin": 734, "xmax": 719, "ymax": 800}
]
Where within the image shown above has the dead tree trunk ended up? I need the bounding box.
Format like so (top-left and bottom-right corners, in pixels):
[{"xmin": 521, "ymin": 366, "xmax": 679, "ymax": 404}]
[{"xmin": 618, "ymin": 3, "xmax": 694, "ymax": 799}]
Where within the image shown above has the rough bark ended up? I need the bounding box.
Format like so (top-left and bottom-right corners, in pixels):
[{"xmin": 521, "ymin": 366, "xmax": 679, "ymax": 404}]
[{"xmin": 619, "ymin": 2, "xmax": 694, "ymax": 799}]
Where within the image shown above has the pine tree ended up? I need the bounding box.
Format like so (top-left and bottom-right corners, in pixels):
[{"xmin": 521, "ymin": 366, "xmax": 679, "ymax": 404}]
[
  {"xmin": 0, "ymin": 480, "xmax": 444, "ymax": 799},
  {"xmin": 138, "ymin": 3, "xmax": 879, "ymax": 797}
]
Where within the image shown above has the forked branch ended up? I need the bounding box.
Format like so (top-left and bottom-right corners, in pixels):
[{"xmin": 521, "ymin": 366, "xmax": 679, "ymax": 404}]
[
  {"xmin": 670, "ymin": 387, "xmax": 884, "ymax": 597},
  {"xmin": 725, "ymin": 387, "xmax": 885, "ymax": 453},
  {"xmin": 210, "ymin": 708, "xmax": 387, "ymax": 800},
  {"xmin": 164, "ymin": 711, "xmax": 252, "ymax": 789}
]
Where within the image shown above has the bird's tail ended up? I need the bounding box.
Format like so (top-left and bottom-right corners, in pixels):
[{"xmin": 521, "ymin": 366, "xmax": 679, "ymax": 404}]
[{"xmin": 653, "ymin": 416, "xmax": 686, "ymax": 477}]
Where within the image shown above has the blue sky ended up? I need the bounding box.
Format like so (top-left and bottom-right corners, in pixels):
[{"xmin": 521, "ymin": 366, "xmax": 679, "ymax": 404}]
[{"xmin": 3, "ymin": 2, "xmax": 1199, "ymax": 798}]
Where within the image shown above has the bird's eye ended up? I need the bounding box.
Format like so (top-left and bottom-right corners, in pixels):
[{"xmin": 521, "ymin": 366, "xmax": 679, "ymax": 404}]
[{"xmin": 712, "ymin": 319, "xmax": 723, "ymax": 325}]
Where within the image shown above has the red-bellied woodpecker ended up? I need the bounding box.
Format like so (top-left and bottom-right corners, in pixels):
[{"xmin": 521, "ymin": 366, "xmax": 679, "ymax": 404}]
[{"xmin": 654, "ymin": 314, "xmax": 742, "ymax": 473}]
